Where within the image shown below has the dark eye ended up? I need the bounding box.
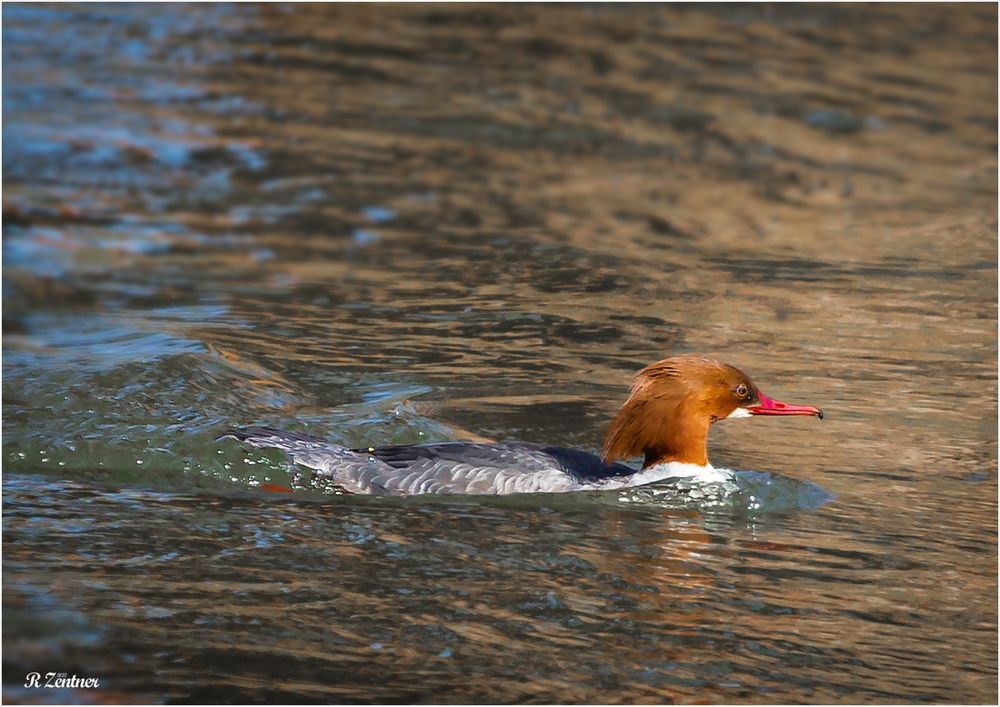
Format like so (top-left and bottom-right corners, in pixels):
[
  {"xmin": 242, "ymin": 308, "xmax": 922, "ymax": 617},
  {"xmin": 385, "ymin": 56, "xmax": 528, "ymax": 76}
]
[{"xmin": 735, "ymin": 384, "xmax": 749, "ymax": 397}]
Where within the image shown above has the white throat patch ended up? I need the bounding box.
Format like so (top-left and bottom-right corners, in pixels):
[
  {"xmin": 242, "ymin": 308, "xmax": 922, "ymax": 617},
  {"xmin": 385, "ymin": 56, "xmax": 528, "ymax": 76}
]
[{"xmin": 726, "ymin": 407, "xmax": 753, "ymax": 419}]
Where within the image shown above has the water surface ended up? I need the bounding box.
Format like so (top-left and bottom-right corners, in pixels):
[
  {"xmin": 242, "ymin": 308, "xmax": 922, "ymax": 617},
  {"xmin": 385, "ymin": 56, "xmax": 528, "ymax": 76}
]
[{"xmin": 3, "ymin": 3, "xmax": 997, "ymax": 703}]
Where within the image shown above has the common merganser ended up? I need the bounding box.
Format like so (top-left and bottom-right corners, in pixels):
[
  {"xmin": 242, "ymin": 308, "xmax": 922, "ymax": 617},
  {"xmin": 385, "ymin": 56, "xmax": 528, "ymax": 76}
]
[{"xmin": 219, "ymin": 356, "xmax": 822, "ymax": 496}]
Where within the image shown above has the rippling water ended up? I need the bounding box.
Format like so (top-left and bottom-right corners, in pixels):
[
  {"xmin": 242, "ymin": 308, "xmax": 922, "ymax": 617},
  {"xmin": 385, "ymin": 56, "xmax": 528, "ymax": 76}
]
[{"xmin": 3, "ymin": 3, "xmax": 997, "ymax": 703}]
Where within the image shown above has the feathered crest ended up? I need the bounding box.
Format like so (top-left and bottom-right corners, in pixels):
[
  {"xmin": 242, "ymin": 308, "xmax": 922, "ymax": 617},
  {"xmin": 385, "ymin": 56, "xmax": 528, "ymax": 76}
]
[{"xmin": 601, "ymin": 356, "xmax": 747, "ymax": 467}]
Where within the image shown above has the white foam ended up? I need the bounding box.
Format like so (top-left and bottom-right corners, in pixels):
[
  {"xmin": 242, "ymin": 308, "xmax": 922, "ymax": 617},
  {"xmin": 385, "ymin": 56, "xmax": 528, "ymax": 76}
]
[{"xmin": 592, "ymin": 461, "xmax": 735, "ymax": 490}]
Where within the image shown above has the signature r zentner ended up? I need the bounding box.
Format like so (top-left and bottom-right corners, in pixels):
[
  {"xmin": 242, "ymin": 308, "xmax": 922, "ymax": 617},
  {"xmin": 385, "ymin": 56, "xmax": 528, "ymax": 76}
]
[{"xmin": 24, "ymin": 672, "xmax": 100, "ymax": 689}]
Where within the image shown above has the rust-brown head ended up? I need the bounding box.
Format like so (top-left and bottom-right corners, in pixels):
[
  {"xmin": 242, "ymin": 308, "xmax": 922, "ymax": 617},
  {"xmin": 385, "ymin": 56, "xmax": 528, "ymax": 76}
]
[{"xmin": 601, "ymin": 356, "xmax": 822, "ymax": 468}]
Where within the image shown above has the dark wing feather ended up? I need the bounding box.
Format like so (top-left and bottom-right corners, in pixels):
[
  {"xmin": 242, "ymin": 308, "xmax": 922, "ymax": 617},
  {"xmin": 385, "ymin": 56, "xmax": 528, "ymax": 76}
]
[
  {"xmin": 358, "ymin": 441, "xmax": 637, "ymax": 483},
  {"xmin": 526, "ymin": 444, "xmax": 638, "ymax": 482}
]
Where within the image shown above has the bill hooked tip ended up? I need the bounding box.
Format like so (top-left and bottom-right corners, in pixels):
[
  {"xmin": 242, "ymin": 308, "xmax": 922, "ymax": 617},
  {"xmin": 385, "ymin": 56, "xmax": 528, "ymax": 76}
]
[{"xmin": 748, "ymin": 391, "xmax": 824, "ymax": 419}]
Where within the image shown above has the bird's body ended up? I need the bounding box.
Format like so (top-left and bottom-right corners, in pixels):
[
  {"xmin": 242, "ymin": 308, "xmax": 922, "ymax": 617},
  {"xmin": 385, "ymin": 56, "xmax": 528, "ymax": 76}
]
[{"xmin": 220, "ymin": 356, "xmax": 821, "ymax": 496}]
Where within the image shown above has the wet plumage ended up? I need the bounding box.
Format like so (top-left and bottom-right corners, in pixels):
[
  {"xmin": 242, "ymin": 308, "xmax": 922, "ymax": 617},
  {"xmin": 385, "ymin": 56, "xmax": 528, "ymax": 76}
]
[{"xmin": 219, "ymin": 426, "xmax": 637, "ymax": 495}]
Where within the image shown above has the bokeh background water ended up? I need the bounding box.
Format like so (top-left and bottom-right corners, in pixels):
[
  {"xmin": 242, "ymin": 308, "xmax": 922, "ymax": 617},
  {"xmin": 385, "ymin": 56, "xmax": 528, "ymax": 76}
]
[{"xmin": 3, "ymin": 3, "xmax": 997, "ymax": 704}]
